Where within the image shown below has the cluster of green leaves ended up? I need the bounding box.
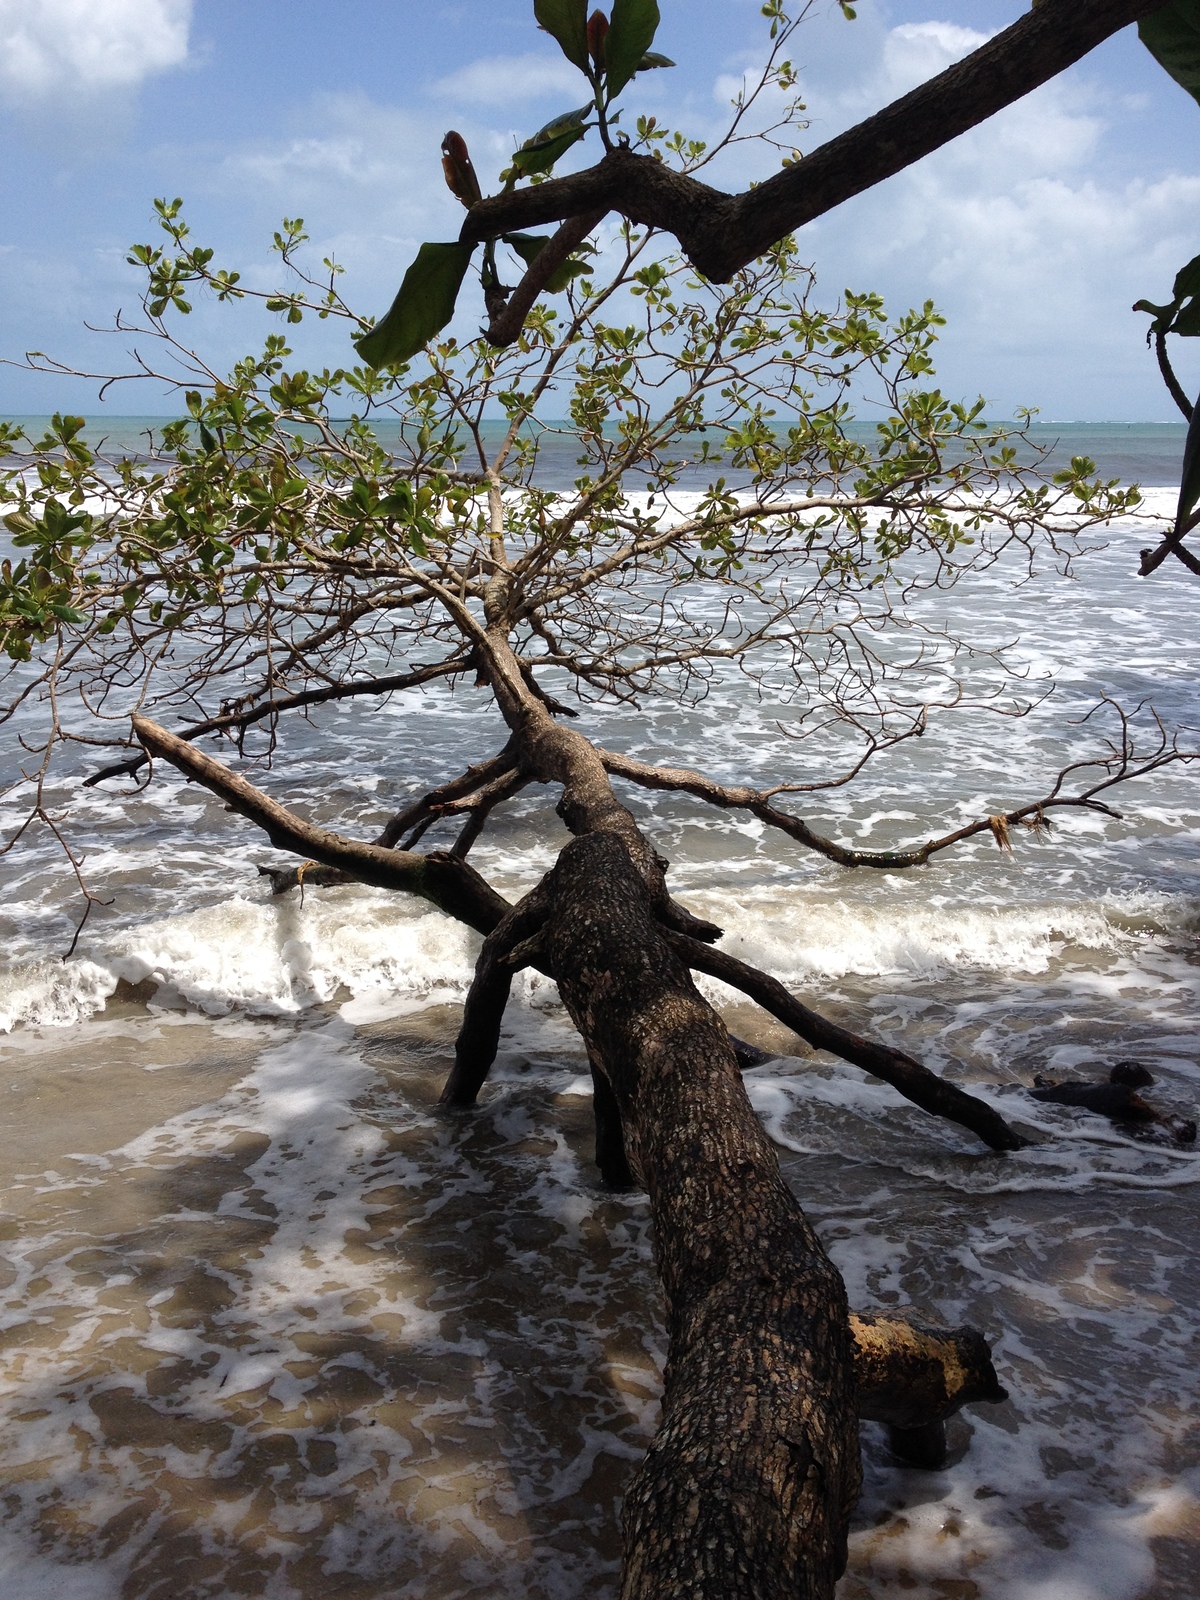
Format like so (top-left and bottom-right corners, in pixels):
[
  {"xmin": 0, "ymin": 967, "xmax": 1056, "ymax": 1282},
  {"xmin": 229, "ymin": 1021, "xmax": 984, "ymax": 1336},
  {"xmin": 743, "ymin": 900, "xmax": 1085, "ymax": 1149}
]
[
  {"xmin": 128, "ymin": 200, "xmax": 354, "ymax": 329},
  {"xmin": 357, "ymin": 1, "xmax": 675, "ymax": 370},
  {"xmin": 0, "ymin": 295, "xmax": 472, "ymax": 669},
  {"xmin": 1, "ymin": 417, "xmax": 94, "ymax": 660},
  {"xmin": 0, "ymin": 169, "xmax": 1140, "ymax": 740}
]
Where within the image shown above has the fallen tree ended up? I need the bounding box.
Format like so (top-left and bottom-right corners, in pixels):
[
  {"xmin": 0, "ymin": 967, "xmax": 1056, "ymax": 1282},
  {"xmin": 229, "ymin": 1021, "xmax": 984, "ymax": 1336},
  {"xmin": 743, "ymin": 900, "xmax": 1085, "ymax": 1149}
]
[{"xmin": 3, "ymin": 8, "xmax": 1196, "ymax": 1592}]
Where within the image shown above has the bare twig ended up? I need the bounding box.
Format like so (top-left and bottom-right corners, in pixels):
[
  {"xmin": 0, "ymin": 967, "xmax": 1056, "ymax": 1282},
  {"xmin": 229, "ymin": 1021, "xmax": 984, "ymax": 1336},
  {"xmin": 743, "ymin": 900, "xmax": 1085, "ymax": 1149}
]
[
  {"xmin": 600, "ymin": 706, "xmax": 1197, "ymax": 869},
  {"xmin": 85, "ymin": 657, "xmax": 471, "ymax": 787}
]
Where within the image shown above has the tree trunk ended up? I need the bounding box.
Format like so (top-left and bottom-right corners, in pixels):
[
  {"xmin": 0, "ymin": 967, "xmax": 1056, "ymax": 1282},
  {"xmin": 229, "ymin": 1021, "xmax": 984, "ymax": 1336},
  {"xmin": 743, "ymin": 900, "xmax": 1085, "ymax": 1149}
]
[{"xmin": 535, "ymin": 831, "xmax": 862, "ymax": 1600}]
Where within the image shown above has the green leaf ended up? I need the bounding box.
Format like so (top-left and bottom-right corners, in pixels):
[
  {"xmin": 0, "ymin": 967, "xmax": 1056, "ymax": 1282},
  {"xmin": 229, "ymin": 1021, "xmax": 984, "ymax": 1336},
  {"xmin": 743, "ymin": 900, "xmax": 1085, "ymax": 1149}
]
[
  {"xmin": 1139, "ymin": 2, "xmax": 1200, "ymax": 107},
  {"xmin": 1172, "ymin": 296, "xmax": 1200, "ymax": 336},
  {"xmin": 504, "ymin": 233, "xmax": 550, "ymax": 269},
  {"xmin": 511, "ymin": 125, "xmax": 588, "ymax": 176},
  {"xmin": 636, "ymin": 51, "xmax": 675, "ymax": 72},
  {"xmin": 355, "ymin": 242, "xmax": 476, "ymax": 368},
  {"xmin": 605, "ymin": 0, "xmax": 661, "ymax": 98},
  {"xmin": 503, "ymin": 234, "xmax": 594, "ymax": 293},
  {"xmin": 534, "ymin": 0, "xmax": 590, "ymax": 72},
  {"xmin": 380, "ymin": 482, "xmax": 416, "ymax": 518},
  {"xmin": 545, "ymin": 257, "xmax": 594, "ymax": 292},
  {"xmin": 511, "ymin": 105, "xmax": 591, "ymax": 176},
  {"xmin": 1174, "ymin": 251, "xmax": 1200, "ymax": 300}
]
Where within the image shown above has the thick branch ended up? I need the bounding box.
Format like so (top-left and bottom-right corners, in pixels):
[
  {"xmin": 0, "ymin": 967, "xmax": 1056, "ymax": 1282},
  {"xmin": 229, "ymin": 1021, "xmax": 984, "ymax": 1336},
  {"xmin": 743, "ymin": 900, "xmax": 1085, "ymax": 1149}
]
[
  {"xmin": 487, "ymin": 210, "xmax": 607, "ymax": 348},
  {"xmin": 261, "ymin": 743, "xmax": 521, "ymax": 893},
  {"xmin": 132, "ymin": 716, "xmax": 511, "ymax": 933},
  {"xmin": 666, "ymin": 931, "xmax": 1026, "ymax": 1153},
  {"xmin": 1139, "ymin": 507, "xmax": 1200, "ymax": 577},
  {"xmin": 601, "ymin": 744, "xmax": 1188, "ymax": 870},
  {"xmin": 541, "ymin": 831, "xmax": 860, "ymax": 1597},
  {"xmin": 462, "ymin": 0, "xmax": 1167, "ymax": 282},
  {"xmin": 1155, "ymin": 329, "xmax": 1195, "ymax": 422}
]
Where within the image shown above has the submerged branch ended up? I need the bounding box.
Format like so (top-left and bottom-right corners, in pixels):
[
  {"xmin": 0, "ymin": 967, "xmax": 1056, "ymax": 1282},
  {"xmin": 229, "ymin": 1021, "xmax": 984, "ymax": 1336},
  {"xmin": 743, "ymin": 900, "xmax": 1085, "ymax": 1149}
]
[{"xmin": 665, "ymin": 931, "xmax": 1027, "ymax": 1153}]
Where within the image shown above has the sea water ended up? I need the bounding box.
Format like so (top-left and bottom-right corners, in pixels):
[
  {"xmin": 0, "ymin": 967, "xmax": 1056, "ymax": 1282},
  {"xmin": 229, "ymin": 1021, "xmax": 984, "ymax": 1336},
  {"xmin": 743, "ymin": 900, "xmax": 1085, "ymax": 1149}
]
[{"xmin": 1, "ymin": 430, "xmax": 1199, "ymax": 1598}]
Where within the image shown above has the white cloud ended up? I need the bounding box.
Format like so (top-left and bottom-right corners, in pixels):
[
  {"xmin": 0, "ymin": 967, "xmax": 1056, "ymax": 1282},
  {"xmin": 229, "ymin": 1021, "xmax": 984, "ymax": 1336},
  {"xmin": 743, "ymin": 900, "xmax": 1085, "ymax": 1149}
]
[
  {"xmin": 0, "ymin": 0, "xmax": 192, "ymax": 101},
  {"xmin": 429, "ymin": 52, "xmax": 583, "ymax": 109},
  {"xmin": 876, "ymin": 22, "xmax": 991, "ymax": 97},
  {"xmin": 793, "ymin": 42, "xmax": 1193, "ymax": 416},
  {"xmin": 678, "ymin": 16, "xmax": 1192, "ymax": 417}
]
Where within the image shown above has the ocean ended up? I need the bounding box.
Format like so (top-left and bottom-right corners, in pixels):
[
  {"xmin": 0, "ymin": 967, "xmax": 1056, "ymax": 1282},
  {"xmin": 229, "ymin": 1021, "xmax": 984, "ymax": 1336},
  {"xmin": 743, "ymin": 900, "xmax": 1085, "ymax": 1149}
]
[
  {"xmin": 1, "ymin": 423, "xmax": 1198, "ymax": 1598},
  {"xmin": 3, "ymin": 415, "xmax": 1192, "ymax": 490}
]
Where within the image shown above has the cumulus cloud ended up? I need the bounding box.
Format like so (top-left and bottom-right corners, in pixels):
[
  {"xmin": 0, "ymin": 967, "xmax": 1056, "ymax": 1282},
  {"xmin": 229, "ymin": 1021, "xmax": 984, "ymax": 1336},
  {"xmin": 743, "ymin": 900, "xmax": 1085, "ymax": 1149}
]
[
  {"xmin": 705, "ymin": 16, "xmax": 1192, "ymax": 417},
  {"xmin": 429, "ymin": 52, "xmax": 582, "ymax": 109},
  {"xmin": 0, "ymin": 0, "xmax": 192, "ymax": 101}
]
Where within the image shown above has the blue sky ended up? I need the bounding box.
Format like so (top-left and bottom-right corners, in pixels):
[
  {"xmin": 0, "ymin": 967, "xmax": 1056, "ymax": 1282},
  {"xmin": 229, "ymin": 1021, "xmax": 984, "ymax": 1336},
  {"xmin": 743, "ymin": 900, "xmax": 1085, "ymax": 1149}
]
[{"xmin": 1, "ymin": 0, "xmax": 1198, "ymax": 420}]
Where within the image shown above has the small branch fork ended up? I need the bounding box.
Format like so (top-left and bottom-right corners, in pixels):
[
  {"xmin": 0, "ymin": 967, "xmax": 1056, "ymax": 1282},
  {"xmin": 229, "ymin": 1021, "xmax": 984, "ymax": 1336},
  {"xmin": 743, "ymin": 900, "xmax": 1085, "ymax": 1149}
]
[
  {"xmin": 260, "ymin": 742, "xmax": 529, "ymax": 894},
  {"xmin": 1138, "ymin": 508, "xmax": 1200, "ymax": 579}
]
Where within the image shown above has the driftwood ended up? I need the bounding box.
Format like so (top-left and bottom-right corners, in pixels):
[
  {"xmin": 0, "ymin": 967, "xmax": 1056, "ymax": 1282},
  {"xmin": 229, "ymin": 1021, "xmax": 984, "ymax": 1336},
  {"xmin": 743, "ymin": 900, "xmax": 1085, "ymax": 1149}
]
[{"xmin": 1030, "ymin": 1063, "xmax": 1197, "ymax": 1143}]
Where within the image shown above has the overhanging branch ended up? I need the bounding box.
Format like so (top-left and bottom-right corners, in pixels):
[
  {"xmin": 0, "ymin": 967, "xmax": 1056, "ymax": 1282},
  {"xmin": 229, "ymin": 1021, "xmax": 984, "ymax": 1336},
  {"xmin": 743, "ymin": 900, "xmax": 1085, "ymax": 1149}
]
[
  {"xmin": 601, "ymin": 724, "xmax": 1197, "ymax": 869},
  {"xmin": 462, "ymin": 0, "xmax": 1167, "ymax": 283},
  {"xmin": 87, "ymin": 656, "xmax": 470, "ymax": 787}
]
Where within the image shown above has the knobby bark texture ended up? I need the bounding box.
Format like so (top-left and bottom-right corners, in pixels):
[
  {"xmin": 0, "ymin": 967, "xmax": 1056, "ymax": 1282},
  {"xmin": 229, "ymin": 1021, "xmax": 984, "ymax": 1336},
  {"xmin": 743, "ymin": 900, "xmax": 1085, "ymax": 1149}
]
[
  {"xmin": 498, "ymin": 827, "xmax": 864, "ymax": 1599},
  {"xmin": 437, "ymin": 633, "xmax": 1005, "ymax": 1598},
  {"xmin": 461, "ymin": 0, "xmax": 1169, "ymax": 286}
]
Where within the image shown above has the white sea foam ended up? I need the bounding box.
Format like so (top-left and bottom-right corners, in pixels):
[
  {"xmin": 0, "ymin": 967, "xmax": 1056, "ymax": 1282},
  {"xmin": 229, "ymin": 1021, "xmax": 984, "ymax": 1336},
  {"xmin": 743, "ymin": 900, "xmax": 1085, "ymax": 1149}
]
[{"xmin": 2, "ymin": 875, "xmax": 1195, "ymax": 1037}]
